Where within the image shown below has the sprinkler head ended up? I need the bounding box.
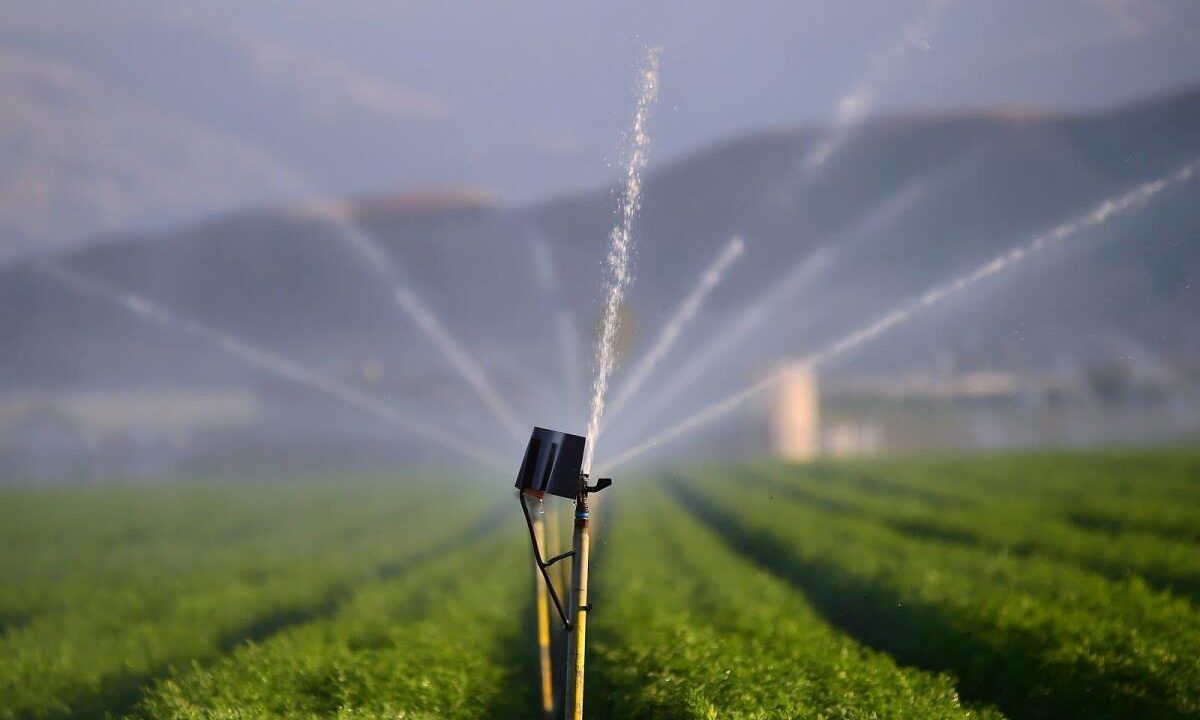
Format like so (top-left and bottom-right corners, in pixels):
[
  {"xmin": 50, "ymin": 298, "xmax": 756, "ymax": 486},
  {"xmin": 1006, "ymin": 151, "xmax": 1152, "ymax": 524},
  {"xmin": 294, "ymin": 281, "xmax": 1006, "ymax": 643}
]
[{"xmin": 515, "ymin": 427, "xmax": 586, "ymax": 500}]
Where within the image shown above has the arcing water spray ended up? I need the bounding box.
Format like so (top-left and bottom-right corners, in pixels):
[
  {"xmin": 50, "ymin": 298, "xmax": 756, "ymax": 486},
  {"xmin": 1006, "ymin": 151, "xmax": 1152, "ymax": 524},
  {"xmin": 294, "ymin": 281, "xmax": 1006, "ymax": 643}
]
[
  {"xmin": 602, "ymin": 158, "xmax": 1199, "ymax": 471},
  {"xmin": 582, "ymin": 46, "xmax": 662, "ymax": 476}
]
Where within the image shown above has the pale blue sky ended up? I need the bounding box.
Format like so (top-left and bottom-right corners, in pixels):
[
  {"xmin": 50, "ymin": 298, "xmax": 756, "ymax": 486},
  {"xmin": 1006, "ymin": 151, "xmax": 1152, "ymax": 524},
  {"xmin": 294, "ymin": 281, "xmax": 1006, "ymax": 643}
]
[{"xmin": 2, "ymin": 0, "xmax": 1198, "ymax": 245}]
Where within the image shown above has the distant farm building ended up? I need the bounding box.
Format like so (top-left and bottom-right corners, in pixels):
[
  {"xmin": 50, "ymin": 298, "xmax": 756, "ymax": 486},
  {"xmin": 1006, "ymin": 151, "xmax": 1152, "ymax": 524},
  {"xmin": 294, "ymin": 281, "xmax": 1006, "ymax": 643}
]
[
  {"xmin": 767, "ymin": 360, "xmax": 1200, "ymax": 460},
  {"xmin": 770, "ymin": 364, "xmax": 819, "ymax": 462},
  {"xmin": 0, "ymin": 389, "xmax": 260, "ymax": 480}
]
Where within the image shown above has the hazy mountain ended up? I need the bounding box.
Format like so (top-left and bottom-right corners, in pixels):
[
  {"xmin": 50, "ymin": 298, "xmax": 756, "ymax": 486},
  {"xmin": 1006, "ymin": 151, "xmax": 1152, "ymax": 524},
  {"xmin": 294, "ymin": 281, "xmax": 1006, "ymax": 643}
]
[
  {"xmin": 2, "ymin": 85, "xmax": 1198, "ymax": 474},
  {"xmin": 0, "ymin": 47, "xmax": 295, "ymax": 259},
  {"xmin": 4, "ymin": 0, "xmax": 1199, "ymax": 221}
]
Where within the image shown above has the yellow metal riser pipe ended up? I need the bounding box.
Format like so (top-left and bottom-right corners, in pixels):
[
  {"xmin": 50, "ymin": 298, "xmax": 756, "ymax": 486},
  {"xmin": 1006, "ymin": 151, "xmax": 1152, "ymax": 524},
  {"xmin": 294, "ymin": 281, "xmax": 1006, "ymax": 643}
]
[
  {"xmin": 530, "ymin": 499, "xmax": 556, "ymax": 719},
  {"xmin": 564, "ymin": 502, "xmax": 590, "ymax": 720}
]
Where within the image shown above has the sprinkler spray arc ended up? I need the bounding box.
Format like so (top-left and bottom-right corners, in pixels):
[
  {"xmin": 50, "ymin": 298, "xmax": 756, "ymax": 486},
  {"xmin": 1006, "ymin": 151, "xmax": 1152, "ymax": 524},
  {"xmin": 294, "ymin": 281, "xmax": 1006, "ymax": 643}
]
[
  {"xmin": 583, "ymin": 45, "xmax": 662, "ymax": 476},
  {"xmin": 515, "ymin": 427, "xmax": 612, "ymax": 720},
  {"xmin": 513, "ymin": 45, "xmax": 654, "ymax": 719},
  {"xmin": 600, "ymin": 157, "xmax": 1200, "ymax": 473},
  {"xmin": 33, "ymin": 260, "xmax": 508, "ymax": 470}
]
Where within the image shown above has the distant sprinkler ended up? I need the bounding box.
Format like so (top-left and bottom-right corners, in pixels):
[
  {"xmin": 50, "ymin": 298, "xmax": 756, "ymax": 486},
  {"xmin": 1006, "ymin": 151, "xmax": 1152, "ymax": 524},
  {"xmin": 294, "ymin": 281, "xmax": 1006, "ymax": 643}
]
[{"xmin": 515, "ymin": 427, "xmax": 612, "ymax": 720}]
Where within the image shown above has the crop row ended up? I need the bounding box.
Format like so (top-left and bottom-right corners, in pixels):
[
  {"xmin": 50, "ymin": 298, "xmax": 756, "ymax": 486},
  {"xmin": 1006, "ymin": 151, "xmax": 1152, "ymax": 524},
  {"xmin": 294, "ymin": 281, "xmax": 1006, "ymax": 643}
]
[
  {"xmin": 135, "ymin": 512, "xmax": 533, "ymax": 719},
  {"xmin": 0, "ymin": 477, "xmax": 506, "ymax": 720},
  {"xmin": 587, "ymin": 484, "xmax": 1004, "ymax": 719},
  {"xmin": 0, "ymin": 478, "xmax": 425, "ymax": 623},
  {"xmin": 819, "ymin": 451, "xmax": 1200, "ymax": 541},
  {"xmin": 678, "ymin": 465, "xmax": 1200, "ymax": 719},
  {"xmin": 749, "ymin": 461, "xmax": 1200, "ymax": 603}
]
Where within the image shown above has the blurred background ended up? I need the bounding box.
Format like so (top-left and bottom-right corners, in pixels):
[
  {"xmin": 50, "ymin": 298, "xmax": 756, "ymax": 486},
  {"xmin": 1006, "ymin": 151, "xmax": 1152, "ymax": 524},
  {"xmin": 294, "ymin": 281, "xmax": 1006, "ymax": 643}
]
[{"xmin": 2, "ymin": 0, "xmax": 1198, "ymax": 482}]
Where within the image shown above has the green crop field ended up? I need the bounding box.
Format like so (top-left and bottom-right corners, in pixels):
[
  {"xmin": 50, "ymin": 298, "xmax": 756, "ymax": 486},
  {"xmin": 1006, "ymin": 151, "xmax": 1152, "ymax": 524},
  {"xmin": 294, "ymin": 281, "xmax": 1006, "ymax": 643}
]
[{"xmin": 3, "ymin": 450, "xmax": 1199, "ymax": 719}]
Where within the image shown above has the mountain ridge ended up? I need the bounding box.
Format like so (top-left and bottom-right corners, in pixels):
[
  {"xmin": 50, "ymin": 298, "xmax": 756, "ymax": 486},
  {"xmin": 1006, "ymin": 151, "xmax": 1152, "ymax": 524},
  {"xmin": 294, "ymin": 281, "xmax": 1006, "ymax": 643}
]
[{"xmin": 2, "ymin": 83, "xmax": 1197, "ymax": 471}]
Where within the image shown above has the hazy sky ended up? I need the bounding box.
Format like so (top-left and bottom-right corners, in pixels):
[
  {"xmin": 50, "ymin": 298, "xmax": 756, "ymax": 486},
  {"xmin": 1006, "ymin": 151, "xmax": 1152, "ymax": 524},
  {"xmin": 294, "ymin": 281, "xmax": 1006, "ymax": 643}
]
[{"xmin": 2, "ymin": 0, "xmax": 1198, "ymax": 247}]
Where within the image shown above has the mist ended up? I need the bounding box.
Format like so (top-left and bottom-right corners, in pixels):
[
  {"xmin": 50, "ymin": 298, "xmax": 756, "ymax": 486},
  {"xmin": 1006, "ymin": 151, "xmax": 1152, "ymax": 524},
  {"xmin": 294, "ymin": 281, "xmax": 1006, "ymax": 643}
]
[{"xmin": 1, "ymin": 1, "xmax": 1198, "ymax": 482}]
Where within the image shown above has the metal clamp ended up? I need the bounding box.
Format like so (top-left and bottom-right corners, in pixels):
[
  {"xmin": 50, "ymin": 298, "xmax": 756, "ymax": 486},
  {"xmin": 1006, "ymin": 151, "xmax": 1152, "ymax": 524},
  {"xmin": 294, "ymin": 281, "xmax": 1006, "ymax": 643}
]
[{"xmin": 585, "ymin": 477, "xmax": 613, "ymax": 494}]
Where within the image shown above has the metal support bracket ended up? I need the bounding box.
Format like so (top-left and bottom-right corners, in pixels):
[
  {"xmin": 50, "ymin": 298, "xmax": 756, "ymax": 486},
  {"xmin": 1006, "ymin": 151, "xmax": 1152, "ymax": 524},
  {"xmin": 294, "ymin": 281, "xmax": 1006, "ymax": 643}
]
[
  {"xmin": 520, "ymin": 493, "xmax": 574, "ymax": 631},
  {"xmin": 544, "ymin": 550, "xmax": 575, "ymax": 566}
]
